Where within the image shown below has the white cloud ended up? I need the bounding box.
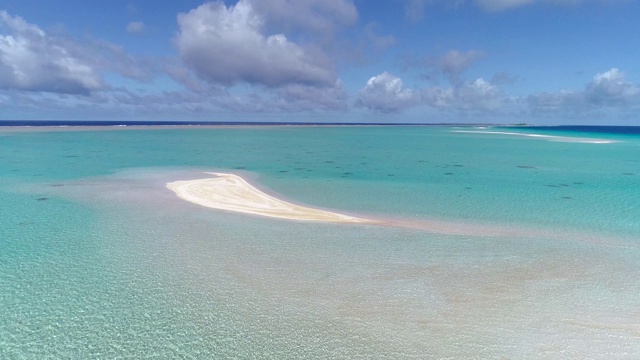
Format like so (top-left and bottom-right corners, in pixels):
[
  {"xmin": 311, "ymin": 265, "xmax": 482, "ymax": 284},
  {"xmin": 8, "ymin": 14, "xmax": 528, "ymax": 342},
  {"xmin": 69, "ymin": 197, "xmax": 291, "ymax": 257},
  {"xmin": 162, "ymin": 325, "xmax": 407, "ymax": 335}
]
[
  {"xmin": 585, "ymin": 68, "xmax": 640, "ymax": 106},
  {"xmin": 126, "ymin": 21, "xmax": 146, "ymax": 34},
  {"xmin": 356, "ymin": 72, "xmax": 420, "ymax": 112},
  {"xmin": 395, "ymin": 47, "xmax": 510, "ymax": 113},
  {"xmin": 0, "ymin": 11, "xmax": 103, "ymax": 94},
  {"xmin": 357, "ymin": 71, "xmax": 507, "ymax": 114},
  {"xmin": 249, "ymin": 0, "xmax": 357, "ymax": 37},
  {"xmin": 174, "ymin": 0, "xmax": 336, "ymax": 88},
  {"xmin": 424, "ymin": 78, "xmax": 505, "ymax": 111},
  {"xmin": 455, "ymin": 78, "xmax": 504, "ymax": 109},
  {"xmin": 528, "ymin": 68, "xmax": 640, "ymax": 115}
]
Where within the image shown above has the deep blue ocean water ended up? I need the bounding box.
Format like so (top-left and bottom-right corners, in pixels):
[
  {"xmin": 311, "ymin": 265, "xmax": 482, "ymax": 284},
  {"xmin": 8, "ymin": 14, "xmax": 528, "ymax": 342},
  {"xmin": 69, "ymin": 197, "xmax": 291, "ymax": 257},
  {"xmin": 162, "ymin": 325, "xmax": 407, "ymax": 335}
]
[{"xmin": 1, "ymin": 124, "xmax": 638, "ymax": 358}]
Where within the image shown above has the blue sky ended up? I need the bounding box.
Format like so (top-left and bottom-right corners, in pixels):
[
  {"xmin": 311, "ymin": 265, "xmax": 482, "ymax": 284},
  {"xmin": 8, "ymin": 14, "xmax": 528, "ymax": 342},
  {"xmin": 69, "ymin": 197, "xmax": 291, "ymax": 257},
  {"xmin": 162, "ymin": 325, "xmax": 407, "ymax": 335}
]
[{"xmin": 1, "ymin": 0, "xmax": 639, "ymax": 124}]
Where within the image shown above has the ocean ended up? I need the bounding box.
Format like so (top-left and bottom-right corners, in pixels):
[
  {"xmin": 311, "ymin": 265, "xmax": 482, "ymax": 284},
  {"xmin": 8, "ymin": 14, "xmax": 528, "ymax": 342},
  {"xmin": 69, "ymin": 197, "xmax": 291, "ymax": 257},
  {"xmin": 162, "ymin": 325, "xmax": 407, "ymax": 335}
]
[{"xmin": 1, "ymin": 124, "xmax": 638, "ymax": 358}]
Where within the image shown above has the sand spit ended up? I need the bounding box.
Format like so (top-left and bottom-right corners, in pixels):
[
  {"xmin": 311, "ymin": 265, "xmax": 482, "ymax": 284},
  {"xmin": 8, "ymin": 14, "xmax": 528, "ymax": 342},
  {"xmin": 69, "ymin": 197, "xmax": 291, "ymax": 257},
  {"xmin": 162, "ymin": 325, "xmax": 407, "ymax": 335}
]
[
  {"xmin": 165, "ymin": 172, "xmax": 637, "ymax": 247},
  {"xmin": 167, "ymin": 172, "xmax": 378, "ymax": 224},
  {"xmin": 453, "ymin": 130, "xmax": 617, "ymax": 144}
]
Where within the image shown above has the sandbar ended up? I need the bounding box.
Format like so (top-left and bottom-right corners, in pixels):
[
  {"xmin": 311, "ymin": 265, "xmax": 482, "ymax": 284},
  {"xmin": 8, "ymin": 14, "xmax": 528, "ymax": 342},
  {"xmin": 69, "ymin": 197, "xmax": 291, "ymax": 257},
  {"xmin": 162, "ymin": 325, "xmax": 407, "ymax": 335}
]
[
  {"xmin": 167, "ymin": 172, "xmax": 378, "ymax": 224},
  {"xmin": 452, "ymin": 130, "xmax": 616, "ymax": 144}
]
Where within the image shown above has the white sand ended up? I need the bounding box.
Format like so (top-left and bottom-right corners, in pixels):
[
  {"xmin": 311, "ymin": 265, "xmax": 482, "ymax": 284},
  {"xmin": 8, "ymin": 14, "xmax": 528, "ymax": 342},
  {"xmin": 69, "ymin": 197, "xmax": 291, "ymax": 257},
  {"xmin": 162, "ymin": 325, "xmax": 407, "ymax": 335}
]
[
  {"xmin": 452, "ymin": 130, "xmax": 616, "ymax": 144},
  {"xmin": 167, "ymin": 172, "xmax": 378, "ymax": 224}
]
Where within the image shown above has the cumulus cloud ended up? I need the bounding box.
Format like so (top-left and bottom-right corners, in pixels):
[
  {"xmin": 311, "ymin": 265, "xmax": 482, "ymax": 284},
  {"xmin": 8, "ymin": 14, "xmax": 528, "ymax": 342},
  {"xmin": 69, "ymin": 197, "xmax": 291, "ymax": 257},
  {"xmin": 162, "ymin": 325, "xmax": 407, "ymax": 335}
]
[
  {"xmin": 163, "ymin": 59, "xmax": 348, "ymax": 113},
  {"xmin": 175, "ymin": 0, "xmax": 336, "ymax": 88},
  {"xmin": 528, "ymin": 68, "xmax": 640, "ymax": 114},
  {"xmin": 126, "ymin": 21, "xmax": 146, "ymax": 34},
  {"xmin": 356, "ymin": 72, "xmax": 420, "ymax": 112},
  {"xmin": 0, "ymin": 11, "xmax": 103, "ymax": 94},
  {"xmin": 460, "ymin": 79, "xmax": 503, "ymax": 110},
  {"xmin": 424, "ymin": 78, "xmax": 506, "ymax": 111},
  {"xmin": 584, "ymin": 68, "xmax": 640, "ymax": 106},
  {"xmin": 249, "ymin": 0, "xmax": 357, "ymax": 38},
  {"xmin": 357, "ymin": 70, "xmax": 508, "ymax": 114}
]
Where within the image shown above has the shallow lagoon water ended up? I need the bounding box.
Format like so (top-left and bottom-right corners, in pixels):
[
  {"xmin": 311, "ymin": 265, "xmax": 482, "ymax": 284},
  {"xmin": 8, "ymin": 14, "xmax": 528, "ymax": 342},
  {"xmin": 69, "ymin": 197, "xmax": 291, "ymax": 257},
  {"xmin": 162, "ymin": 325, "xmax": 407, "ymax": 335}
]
[{"xmin": 1, "ymin": 126, "xmax": 639, "ymax": 358}]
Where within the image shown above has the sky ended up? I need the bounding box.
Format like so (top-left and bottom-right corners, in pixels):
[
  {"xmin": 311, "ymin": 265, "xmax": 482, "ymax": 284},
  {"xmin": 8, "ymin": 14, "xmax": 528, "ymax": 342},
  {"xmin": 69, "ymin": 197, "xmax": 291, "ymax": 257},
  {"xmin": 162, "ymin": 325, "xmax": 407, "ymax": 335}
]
[{"xmin": 1, "ymin": 0, "xmax": 639, "ymax": 124}]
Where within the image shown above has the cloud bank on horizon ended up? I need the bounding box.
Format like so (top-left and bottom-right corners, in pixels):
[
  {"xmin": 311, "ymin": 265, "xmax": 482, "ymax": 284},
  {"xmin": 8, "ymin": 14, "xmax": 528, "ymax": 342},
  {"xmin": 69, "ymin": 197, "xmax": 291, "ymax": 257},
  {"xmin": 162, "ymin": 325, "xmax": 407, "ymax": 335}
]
[{"xmin": 0, "ymin": 0, "xmax": 638, "ymax": 124}]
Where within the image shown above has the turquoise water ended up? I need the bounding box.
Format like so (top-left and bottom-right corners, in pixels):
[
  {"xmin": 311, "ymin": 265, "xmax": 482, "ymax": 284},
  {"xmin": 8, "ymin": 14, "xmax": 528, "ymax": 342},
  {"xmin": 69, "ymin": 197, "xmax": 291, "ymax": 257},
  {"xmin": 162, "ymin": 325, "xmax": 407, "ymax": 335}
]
[{"xmin": 1, "ymin": 126, "xmax": 639, "ymax": 358}]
